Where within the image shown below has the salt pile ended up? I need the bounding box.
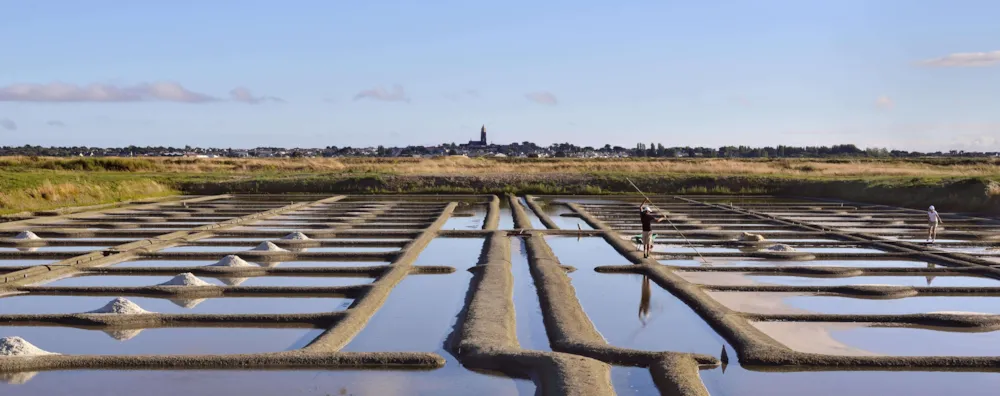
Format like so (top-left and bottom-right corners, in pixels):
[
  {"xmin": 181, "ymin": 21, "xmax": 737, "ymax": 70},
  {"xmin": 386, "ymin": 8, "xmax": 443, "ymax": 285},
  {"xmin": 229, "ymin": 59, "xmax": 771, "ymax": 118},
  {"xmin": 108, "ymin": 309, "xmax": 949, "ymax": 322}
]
[
  {"xmin": 766, "ymin": 244, "xmax": 796, "ymax": 252},
  {"xmin": 738, "ymin": 232, "xmax": 766, "ymax": 242},
  {"xmin": 210, "ymin": 255, "xmax": 253, "ymax": 267},
  {"xmin": 0, "ymin": 337, "xmax": 56, "ymax": 357},
  {"xmin": 250, "ymin": 241, "xmax": 288, "ymax": 252},
  {"xmin": 158, "ymin": 273, "xmax": 212, "ymax": 286},
  {"xmin": 87, "ymin": 297, "xmax": 150, "ymax": 314},
  {"xmin": 12, "ymin": 231, "xmax": 41, "ymax": 240},
  {"xmin": 281, "ymin": 232, "xmax": 311, "ymax": 240}
]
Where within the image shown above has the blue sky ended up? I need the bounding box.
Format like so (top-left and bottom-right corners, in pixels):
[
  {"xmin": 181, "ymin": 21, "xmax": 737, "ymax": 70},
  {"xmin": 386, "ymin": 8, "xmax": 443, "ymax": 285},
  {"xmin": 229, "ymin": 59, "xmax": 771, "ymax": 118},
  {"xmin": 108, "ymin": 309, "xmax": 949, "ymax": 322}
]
[{"xmin": 2, "ymin": 0, "xmax": 999, "ymax": 151}]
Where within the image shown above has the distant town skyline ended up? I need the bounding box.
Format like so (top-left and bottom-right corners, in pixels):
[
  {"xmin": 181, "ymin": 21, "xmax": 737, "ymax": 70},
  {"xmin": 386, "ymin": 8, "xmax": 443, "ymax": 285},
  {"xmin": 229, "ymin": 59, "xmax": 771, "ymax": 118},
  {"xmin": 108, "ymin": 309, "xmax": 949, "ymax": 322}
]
[{"xmin": 2, "ymin": 1, "xmax": 999, "ymax": 151}]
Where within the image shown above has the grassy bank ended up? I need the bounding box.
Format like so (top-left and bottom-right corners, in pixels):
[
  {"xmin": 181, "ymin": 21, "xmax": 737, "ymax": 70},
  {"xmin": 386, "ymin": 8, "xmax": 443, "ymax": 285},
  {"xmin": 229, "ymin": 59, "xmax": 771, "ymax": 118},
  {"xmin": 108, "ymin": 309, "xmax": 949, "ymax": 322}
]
[
  {"xmin": 0, "ymin": 173, "xmax": 178, "ymax": 215},
  {"xmin": 1, "ymin": 156, "xmax": 997, "ymax": 215}
]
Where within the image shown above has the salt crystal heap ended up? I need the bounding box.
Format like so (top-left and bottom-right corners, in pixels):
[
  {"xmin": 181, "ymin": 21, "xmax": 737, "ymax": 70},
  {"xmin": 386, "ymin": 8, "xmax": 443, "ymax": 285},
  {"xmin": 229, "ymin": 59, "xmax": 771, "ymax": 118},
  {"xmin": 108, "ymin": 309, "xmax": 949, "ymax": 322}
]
[
  {"xmin": 158, "ymin": 273, "xmax": 212, "ymax": 286},
  {"xmin": 210, "ymin": 255, "xmax": 253, "ymax": 267},
  {"xmin": 87, "ymin": 297, "xmax": 150, "ymax": 314},
  {"xmin": 281, "ymin": 232, "xmax": 310, "ymax": 240},
  {"xmin": 13, "ymin": 231, "xmax": 41, "ymax": 240},
  {"xmin": 0, "ymin": 337, "xmax": 56, "ymax": 357},
  {"xmin": 738, "ymin": 232, "xmax": 766, "ymax": 242},
  {"xmin": 766, "ymin": 244, "xmax": 796, "ymax": 252},
  {"xmin": 250, "ymin": 241, "xmax": 287, "ymax": 252}
]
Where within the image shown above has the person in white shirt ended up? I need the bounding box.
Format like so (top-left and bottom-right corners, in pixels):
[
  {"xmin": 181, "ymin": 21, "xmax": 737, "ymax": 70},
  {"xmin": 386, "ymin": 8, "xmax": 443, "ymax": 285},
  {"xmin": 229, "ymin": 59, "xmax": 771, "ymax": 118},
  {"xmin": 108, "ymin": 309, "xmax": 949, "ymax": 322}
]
[{"xmin": 927, "ymin": 205, "xmax": 944, "ymax": 242}]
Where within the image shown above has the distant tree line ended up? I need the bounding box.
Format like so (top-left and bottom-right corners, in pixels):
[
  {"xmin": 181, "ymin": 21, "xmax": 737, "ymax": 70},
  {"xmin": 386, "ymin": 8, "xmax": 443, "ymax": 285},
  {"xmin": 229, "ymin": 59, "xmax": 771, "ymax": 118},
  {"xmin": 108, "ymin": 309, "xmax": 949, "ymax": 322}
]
[{"xmin": 0, "ymin": 143, "xmax": 996, "ymax": 158}]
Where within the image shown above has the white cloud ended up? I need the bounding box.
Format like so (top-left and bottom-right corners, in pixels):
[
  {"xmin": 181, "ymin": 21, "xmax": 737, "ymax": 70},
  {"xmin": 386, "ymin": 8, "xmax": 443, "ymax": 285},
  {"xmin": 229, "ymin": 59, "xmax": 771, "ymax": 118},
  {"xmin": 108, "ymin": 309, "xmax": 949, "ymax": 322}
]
[
  {"xmin": 46, "ymin": 120, "xmax": 66, "ymax": 127},
  {"xmin": 525, "ymin": 91, "xmax": 558, "ymax": 105},
  {"xmin": 229, "ymin": 87, "xmax": 284, "ymax": 104},
  {"xmin": 1, "ymin": 118, "xmax": 17, "ymax": 131},
  {"xmin": 353, "ymin": 84, "xmax": 409, "ymax": 102},
  {"xmin": 0, "ymin": 82, "xmax": 217, "ymax": 103},
  {"xmin": 919, "ymin": 50, "xmax": 1000, "ymax": 67},
  {"xmin": 0, "ymin": 82, "xmax": 279, "ymax": 104},
  {"xmin": 875, "ymin": 95, "xmax": 894, "ymax": 110}
]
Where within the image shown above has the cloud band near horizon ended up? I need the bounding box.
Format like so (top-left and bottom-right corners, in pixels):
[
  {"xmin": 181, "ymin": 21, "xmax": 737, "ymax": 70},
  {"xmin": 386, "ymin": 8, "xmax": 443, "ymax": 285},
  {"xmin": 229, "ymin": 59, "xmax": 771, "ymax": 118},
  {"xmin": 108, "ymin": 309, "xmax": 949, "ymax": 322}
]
[{"xmin": 0, "ymin": 82, "xmax": 281, "ymax": 104}]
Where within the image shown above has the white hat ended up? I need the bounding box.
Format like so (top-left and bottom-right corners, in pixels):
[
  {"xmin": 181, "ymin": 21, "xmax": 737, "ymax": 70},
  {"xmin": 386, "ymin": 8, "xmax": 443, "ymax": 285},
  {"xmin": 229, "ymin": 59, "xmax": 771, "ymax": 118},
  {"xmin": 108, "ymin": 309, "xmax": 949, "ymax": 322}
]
[
  {"xmin": 641, "ymin": 206, "xmax": 651, "ymax": 213},
  {"xmin": 929, "ymin": 205, "xmax": 935, "ymax": 211}
]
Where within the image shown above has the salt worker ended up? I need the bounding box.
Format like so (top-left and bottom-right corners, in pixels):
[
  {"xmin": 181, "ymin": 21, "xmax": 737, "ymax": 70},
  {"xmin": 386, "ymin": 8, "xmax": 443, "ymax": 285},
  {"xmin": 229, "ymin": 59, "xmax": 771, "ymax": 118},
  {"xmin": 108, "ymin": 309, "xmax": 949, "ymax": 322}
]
[
  {"xmin": 927, "ymin": 205, "xmax": 944, "ymax": 243},
  {"xmin": 640, "ymin": 198, "xmax": 663, "ymax": 258}
]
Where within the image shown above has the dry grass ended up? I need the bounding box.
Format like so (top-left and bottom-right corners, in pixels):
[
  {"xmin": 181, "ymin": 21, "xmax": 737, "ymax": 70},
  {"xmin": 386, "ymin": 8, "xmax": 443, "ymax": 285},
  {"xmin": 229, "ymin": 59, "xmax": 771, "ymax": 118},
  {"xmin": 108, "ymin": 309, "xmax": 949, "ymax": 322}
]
[
  {"xmin": 1, "ymin": 156, "xmax": 999, "ymax": 178},
  {"xmin": 0, "ymin": 179, "xmax": 174, "ymax": 214}
]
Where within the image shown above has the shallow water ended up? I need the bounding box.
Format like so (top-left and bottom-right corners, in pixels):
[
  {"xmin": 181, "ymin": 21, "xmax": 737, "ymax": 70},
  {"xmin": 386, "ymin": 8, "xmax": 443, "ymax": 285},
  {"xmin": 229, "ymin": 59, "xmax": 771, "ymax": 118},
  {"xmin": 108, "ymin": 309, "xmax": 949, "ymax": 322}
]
[
  {"xmin": 113, "ymin": 259, "xmax": 388, "ymax": 268},
  {"xmin": 0, "ymin": 295, "xmax": 352, "ymax": 315},
  {"xmin": 662, "ymin": 259, "xmax": 938, "ymax": 268},
  {"xmin": 703, "ymin": 364, "xmax": 1000, "ymax": 396},
  {"xmin": 413, "ymin": 238, "xmax": 484, "ymax": 268},
  {"xmin": 572, "ymin": 271, "xmax": 722, "ymax": 355},
  {"xmin": 40, "ymin": 275, "xmax": 372, "ymax": 288},
  {"xmin": 343, "ymin": 256, "xmax": 533, "ymax": 394},
  {"xmin": 515, "ymin": 198, "xmax": 547, "ymax": 229},
  {"xmin": 0, "ymin": 259, "xmax": 54, "ymax": 267},
  {"xmin": 441, "ymin": 206, "xmax": 486, "ymax": 230},
  {"xmin": 545, "ymin": 236, "xmax": 632, "ymax": 268},
  {"xmin": 295, "ymin": 247, "xmax": 401, "ymax": 253},
  {"xmin": 708, "ymin": 292, "xmax": 1000, "ymax": 315},
  {"xmin": 0, "ymin": 246, "xmax": 112, "ymax": 252},
  {"xmin": 541, "ymin": 204, "xmax": 593, "ymax": 230},
  {"xmin": 678, "ymin": 272, "xmax": 1000, "ymax": 287},
  {"xmin": 0, "ymin": 326, "xmax": 322, "ymax": 355},
  {"xmin": 752, "ymin": 322, "xmax": 1000, "ymax": 356},
  {"xmin": 0, "ymin": 370, "xmax": 534, "ymax": 395},
  {"xmin": 510, "ymin": 238, "xmax": 551, "ymax": 351}
]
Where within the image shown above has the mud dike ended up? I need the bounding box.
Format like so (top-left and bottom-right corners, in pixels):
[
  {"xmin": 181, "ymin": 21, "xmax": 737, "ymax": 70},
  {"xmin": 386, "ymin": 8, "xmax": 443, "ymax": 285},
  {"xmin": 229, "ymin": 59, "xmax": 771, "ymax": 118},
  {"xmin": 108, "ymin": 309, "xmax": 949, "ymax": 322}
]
[{"xmin": 0, "ymin": 193, "xmax": 999, "ymax": 395}]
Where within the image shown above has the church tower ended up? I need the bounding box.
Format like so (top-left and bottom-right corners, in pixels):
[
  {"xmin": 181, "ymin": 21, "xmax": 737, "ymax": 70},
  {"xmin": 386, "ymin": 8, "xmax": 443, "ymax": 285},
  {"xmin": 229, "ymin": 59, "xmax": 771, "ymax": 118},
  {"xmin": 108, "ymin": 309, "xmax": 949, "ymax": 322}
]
[{"xmin": 480, "ymin": 125, "xmax": 487, "ymax": 145}]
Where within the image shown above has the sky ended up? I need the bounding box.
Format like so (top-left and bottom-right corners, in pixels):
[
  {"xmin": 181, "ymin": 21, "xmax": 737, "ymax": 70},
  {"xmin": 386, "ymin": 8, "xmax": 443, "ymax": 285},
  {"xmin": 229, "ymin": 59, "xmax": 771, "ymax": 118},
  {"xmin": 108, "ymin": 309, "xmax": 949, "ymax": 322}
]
[{"xmin": 2, "ymin": 0, "xmax": 999, "ymax": 151}]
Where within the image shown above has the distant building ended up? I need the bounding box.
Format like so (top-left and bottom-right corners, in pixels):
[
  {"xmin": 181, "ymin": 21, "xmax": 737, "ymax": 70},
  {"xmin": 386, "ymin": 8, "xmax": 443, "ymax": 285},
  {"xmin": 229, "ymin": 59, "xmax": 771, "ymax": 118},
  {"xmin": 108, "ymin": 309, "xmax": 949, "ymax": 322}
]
[{"xmin": 467, "ymin": 125, "xmax": 487, "ymax": 147}]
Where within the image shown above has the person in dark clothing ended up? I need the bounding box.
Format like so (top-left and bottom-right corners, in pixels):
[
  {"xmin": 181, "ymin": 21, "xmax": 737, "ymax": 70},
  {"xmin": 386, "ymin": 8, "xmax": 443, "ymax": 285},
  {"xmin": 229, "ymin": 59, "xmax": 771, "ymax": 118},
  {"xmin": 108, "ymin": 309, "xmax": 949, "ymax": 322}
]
[{"xmin": 639, "ymin": 198, "xmax": 662, "ymax": 258}]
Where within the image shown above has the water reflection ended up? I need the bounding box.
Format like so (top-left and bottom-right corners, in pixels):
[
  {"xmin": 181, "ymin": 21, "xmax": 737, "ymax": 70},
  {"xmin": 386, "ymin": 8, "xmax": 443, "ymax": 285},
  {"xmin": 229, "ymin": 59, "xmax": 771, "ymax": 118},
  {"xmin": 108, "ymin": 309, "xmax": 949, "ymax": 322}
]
[{"xmin": 638, "ymin": 276, "xmax": 651, "ymax": 326}]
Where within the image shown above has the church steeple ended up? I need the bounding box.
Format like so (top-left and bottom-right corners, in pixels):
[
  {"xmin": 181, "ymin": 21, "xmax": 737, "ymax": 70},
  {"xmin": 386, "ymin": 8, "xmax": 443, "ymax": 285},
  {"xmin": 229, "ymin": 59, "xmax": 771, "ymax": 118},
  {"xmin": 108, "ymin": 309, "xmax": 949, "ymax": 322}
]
[{"xmin": 480, "ymin": 125, "xmax": 487, "ymax": 145}]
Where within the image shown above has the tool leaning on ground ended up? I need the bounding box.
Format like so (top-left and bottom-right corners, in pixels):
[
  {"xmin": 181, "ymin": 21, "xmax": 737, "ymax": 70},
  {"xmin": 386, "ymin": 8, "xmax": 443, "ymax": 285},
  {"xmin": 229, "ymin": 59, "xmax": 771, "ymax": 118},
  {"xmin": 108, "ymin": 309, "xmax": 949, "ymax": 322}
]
[{"xmin": 626, "ymin": 178, "xmax": 709, "ymax": 264}]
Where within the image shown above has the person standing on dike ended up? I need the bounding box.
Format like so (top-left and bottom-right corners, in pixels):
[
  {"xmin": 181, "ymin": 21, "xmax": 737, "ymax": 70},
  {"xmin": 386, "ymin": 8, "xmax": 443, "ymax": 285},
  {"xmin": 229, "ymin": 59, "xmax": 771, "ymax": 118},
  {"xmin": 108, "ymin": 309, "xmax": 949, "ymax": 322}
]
[
  {"xmin": 640, "ymin": 198, "xmax": 663, "ymax": 258},
  {"xmin": 927, "ymin": 205, "xmax": 944, "ymax": 243}
]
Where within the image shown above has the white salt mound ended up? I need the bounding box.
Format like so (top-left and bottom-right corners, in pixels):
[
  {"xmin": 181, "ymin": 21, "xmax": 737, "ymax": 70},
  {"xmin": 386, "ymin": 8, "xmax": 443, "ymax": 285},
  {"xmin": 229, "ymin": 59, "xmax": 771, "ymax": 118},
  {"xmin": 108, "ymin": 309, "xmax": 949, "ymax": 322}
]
[
  {"xmin": 250, "ymin": 241, "xmax": 288, "ymax": 252},
  {"xmin": 211, "ymin": 255, "xmax": 253, "ymax": 267},
  {"xmin": 13, "ymin": 231, "xmax": 41, "ymax": 240},
  {"xmin": 766, "ymin": 244, "xmax": 796, "ymax": 252},
  {"xmin": 281, "ymin": 232, "xmax": 310, "ymax": 240},
  {"xmin": 738, "ymin": 232, "xmax": 766, "ymax": 242},
  {"xmin": 159, "ymin": 273, "xmax": 212, "ymax": 286},
  {"xmin": 0, "ymin": 337, "xmax": 55, "ymax": 357},
  {"xmin": 88, "ymin": 297, "xmax": 150, "ymax": 314}
]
